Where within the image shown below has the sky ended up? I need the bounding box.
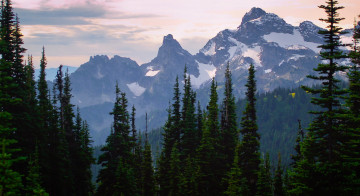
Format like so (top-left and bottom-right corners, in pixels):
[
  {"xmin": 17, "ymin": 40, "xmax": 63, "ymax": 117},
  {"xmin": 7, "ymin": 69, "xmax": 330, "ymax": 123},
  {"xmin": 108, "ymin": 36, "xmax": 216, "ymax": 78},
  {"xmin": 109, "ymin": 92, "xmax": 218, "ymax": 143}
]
[{"xmin": 12, "ymin": 0, "xmax": 360, "ymax": 68}]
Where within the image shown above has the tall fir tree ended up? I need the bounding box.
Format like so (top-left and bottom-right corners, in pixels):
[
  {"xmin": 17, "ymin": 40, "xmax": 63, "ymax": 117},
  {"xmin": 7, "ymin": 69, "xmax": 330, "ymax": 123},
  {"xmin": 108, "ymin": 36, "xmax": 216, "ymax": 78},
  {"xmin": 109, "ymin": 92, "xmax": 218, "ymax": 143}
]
[
  {"xmin": 0, "ymin": 0, "xmax": 15, "ymax": 62},
  {"xmin": 141, "ymin": 115, "xmax": 156, "ymax": 196},
  {"xmin": 290, "ymin": 120, "xmax": 304, "ymax": 166},
  {"xmin": 172, "ymin": 76, "xmax": 181, "ymax": 145},
  {"xmin": 196, "ymin": 78, "xmax": 222, "ymax": 196},
  {"xmin": 298, "ymin": 0, "xmax": 352, "ymax": 194},
  {"xmin": 97, "ymin": 83, "xmax": 135, "ymax": 195},
  {"xmin": 73, "ymin": 108, "xmax": 95, "ymax": 195},
  {"xmin": 238, "ymin": 64, "xmax": 260, "ymax": 195},
  {"xmin": 220, "ymin": 63, "xmax": 238, "ymax": 185},
  {"xmin": 158, "ymin": 78, "xmax": 181, "ymax": 196},
  {"xmin": 343, "ymin": 17, "xmax": 360, "ymax": 193},
  {"xmin": 131, "ymin": 105, "xmax": 143, "ymax": 195},
  {"xmin": 180, "ymin": 67, "xmax": 198, "ymax": 159}
]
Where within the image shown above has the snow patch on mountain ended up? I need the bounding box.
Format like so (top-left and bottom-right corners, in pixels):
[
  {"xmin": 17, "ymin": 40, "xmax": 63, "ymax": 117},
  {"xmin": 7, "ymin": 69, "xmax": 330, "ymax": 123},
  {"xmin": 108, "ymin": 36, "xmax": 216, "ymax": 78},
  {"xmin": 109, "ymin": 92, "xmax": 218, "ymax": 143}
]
[
  {"xmin": 127, "ymin": 82, "xmax": 146, "ymax": 96},
  {"xmin": 145, "ymin": 66, "xmax": 160, "ymax": 77},
  {"xmin": 265, "ymin": 69, "xmax": 272, "ymax": 73},
  {"xmin": 263, "ymin": 29, "xmax": 320, "ymax": 53},
  {"xmin": 146, "ymin": 70, "xmax": 160, "ymax": 76},
  {"xmin": 289, "ymin": 54, "xmax": 306, "ymax": 61},
  {"xmin": 190, "ymin": 61, "xmax": 216, "ymax": 89},
  {"xmin": 279, "ymin": 54, "xmax": 306, "ymax": 66},
  {"xmin": 228, "ymin": 37, "xmax": 262, "ymax": 67},
  {"xmin": 201, "ymin": 41, "xmax": 216, "ymax": 56}
]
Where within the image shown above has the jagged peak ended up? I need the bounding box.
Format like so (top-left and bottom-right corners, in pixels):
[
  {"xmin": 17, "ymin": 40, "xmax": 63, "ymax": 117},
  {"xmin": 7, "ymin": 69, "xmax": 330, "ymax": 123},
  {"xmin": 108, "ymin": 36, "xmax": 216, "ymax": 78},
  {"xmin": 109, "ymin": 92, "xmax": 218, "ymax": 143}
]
[
  {"xmin": 161, "ymin": 34, "xmax": 182, "ymax": 48},
  {"xmin": 299, "ymin": 21, "xmax": 322, "ymax": 34},
  {"xmin": 164, "ymin": 34, "xmax": 174, "ymax": 41},
  {"xmin": 89, "ymin": 55, "xmax": 109, "ymax": 62},
  {"xmin": 241, "ymin": 7, "xmax": 267, "ymax": 26},
  {"xmin": 299, "ymin": 21, "xmax": 320, "ymax": 30},
  {"xmin": 158, "ymin": 34, "xmax": 185, "ymax": 55}
]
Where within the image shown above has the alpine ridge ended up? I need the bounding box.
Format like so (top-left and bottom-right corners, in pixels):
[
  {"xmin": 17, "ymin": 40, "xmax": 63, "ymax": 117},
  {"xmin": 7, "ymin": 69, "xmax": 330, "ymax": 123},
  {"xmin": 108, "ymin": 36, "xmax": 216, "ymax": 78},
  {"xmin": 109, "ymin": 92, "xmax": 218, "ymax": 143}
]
[{"xmin": 68, "ymin": 7, "xmax": 350, "ymax": 145}]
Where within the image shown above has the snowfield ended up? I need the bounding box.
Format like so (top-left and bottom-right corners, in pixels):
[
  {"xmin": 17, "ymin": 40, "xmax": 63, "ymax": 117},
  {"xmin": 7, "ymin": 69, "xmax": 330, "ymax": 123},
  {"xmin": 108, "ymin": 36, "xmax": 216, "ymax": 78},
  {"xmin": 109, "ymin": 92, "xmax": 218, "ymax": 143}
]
[
  {"xmin": 127, "ymin": 82, "xmax": 146, "ymax": 96},
  {"xmin": 263, "ymin": 29, "xmax": 321, "ymax": 53},
  {"xmin": 190, "ymin": 61, "xmax": 217, "ymax": 89}
]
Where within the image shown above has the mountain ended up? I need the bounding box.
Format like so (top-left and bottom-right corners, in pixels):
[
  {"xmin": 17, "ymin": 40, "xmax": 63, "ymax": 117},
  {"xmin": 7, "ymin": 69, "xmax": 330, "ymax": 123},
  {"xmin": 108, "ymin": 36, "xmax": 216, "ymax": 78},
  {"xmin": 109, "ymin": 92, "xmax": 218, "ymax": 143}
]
[{"xmin": 68, "ymin": 7, "xmax": 351, "ymax": 145}]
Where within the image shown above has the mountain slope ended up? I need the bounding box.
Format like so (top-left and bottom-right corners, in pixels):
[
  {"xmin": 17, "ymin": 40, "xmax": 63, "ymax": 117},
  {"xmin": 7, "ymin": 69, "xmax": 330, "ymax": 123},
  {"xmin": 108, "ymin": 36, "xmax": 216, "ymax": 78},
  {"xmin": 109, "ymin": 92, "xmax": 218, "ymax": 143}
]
[{"xmin": 68, "ymin": 7, "xmax": 350, "ymax": 145}]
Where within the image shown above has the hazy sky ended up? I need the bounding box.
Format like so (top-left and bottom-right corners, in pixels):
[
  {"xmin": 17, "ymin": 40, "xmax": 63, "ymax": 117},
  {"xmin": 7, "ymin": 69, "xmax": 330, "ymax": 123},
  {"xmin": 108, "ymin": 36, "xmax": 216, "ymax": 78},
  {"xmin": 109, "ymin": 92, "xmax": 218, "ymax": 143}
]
[{"xmin": 12, "ymin": 0, "xmax": 360, "ymax": 68}]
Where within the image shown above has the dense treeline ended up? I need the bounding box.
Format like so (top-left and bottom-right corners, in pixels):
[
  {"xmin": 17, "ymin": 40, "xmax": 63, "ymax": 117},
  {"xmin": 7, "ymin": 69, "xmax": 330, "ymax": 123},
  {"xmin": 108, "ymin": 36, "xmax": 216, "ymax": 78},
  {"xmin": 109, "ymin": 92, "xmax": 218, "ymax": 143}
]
[
  {"xmin": 2, "ymin": 0, "xmax": 360, "ymax": 195},
  {"xmin": 0, "ymin": 0, "xmax": 94, "ymax": 195},
  {"xmin": 96, "ymin": 1, "xmax": 360, "ymax": 195}
]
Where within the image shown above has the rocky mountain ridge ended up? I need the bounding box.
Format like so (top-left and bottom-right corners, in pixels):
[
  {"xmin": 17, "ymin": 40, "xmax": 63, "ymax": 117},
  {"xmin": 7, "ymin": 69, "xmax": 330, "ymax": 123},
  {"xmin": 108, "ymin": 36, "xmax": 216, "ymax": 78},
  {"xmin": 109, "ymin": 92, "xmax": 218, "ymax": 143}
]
[{"xmin": 67, "ymin": 7, "xmax": 351, "ymax": 145}]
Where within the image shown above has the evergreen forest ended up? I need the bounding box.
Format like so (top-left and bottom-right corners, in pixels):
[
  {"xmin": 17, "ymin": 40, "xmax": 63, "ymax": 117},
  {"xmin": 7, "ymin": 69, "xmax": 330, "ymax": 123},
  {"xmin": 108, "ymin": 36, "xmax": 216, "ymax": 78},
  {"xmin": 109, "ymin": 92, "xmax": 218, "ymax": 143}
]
[{"xmin": 1, "ymin": 0, "xmax": 360, "ymax": 195}]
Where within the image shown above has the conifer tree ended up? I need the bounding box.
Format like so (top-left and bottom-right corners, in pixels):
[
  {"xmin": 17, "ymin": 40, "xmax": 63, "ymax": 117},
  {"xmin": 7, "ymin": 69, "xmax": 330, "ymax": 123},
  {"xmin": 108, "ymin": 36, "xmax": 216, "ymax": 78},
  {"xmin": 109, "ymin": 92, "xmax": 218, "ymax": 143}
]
[
  {"xmin": 0, "ymin": 0, "xmax": 15, "ymax": 62},
  {"xmin": 56, "ymin": 65, "xmax": 64, "ymax": 128},
  {"xmin": 180, "ymin": 67, "xmax": 197, "ymax": 159},
  {"xmin": 172, "ymin": 76, "xmax": 181, "ymax": 144},
  {"xmin": 24, "ymin": 55, "xmax": 37, "ymax": 109},
  {"xmin": 158, "ymin": 78, "xmax": 181, "ymax": 196},
  {"xmin": 274, "ymin": 153, "xmax": 285, "ymax": 196},
  {"xmin": 196, "ymin": 101, "xmax": 203, "ymax": 142},
  {"xmin": 256, "ymin": 153, "xmax": 272, "ymax": 196},
  {"xmin": 179, "ymin": 156, "xmax": 198, "ymax": 196},
  {"xmin": 97, "ymin": 83, "xmax": 134, "ymax": 195},
  {"xmin": 225, "ymin": 143, "xmax": 248, "ymax": 196},
  {"xmin": 196, "ymin": 78, "xmax": 222, "ymax": 195},
  {"xmin": 141, "ymin": 116, "xmax": 156, "ymax": 196},
  {"xmin": 74, "ymin": 109, "xmax": 95, "ymax": 195},
  {"xmin": 1, "ymin": 1, "xmax": 38, "ymax": 179},
  {"xmin": 37, "ymin": 47, "xmax": 51, "ymax": 122},
  {"xmin": 131, "ymin": 105, "xmax": 143, "ymax": 195},
  {"xmin": 298, "ymin": 0, "xmax": 352, "ymax": 194},
  {"xmin": 0, "ymin": 138, "xmax": 23, "ymax": 195},
  {"xmin": 131, "ymin": 105, "xmax": 137, "ymax": 153},
  {"xmin": 169, "ymin": 143, "xmax": 181, "ymax": 196},
  {"xmin": 25, "ymin": 146, "xmax": 48, "ymax": 196},
  {"xmin": 238, "ymin": 64, "xmax": 260, "ymax": 195},
  {"xmin": 36, "ymin": 48, "xmax": 65, "ymax": 195},
  {"xmin": 220, "ymin": 63, "xmax": 238, "ymax": 183},
  {"xmin": 11, "ymin": 14, "xmax": 26, "ymax": 85},
  {"xmin": 343, "ymin": 17, "xmax": 360, "ymax": 193}
]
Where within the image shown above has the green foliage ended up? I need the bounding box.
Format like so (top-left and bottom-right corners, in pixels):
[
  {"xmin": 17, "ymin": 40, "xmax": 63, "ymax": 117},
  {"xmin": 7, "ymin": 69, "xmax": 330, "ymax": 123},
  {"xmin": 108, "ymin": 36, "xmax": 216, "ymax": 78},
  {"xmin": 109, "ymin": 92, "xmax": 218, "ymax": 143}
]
[
  {"xmin": 25, "ymin": 147, "xmax": 49, "ymax": 196},
  {"xmin": 179, "ymin": 156, "xmax": 198, "ymax": 196},
  {"xmin": 236, "ymin": 86, "xmax": 316, "ymax": 166},
  {"xmin": 274, "ymin": 153, "xmax": 284, "ymax": 196},
  {"xmin": 0, "ymin": 139, "xmax": 23, "ymax": 196},
  {"xmin": 291, "ymin": 1, "xmax": 354, "ymax": 194},
  {"xmin": 196, "ymin": 79, "xmax": 223, "ymax": 195},
  {"xmin": 220, "ymin": 63, "xmax": 238, "ymax": 183},
  {"xmin": 169, "ymin": 143, "xmax": 181, "ymax": 196},
  {"xmin": 224, "ymin": 143, "xmax": 248, "ymax": 196},
  {"xmin": 96, "ymin": 84, "xmax": 139, "ymax": 195},
  {"xmin": 180, "ymin": 67, "xmax": 198, "ymax": 160},
  {"xmin": 238, "ymin": 64, "xmax": 260, "ymax": 195},
  {"xmin": 256, "ymin": 153, "xmax": 272, "ymax": 196},
  {"xmin": 141, "ymin": 138, "xmax": 156, "ymax": 196}
]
